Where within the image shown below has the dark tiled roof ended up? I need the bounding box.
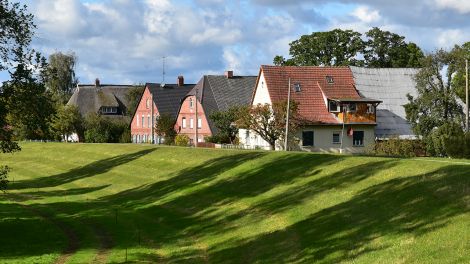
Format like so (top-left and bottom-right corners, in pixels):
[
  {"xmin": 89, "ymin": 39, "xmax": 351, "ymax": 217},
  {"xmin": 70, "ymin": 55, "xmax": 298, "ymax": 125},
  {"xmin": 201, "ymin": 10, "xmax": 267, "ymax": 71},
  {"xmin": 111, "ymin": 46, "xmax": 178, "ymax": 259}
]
[
  {"xmin": 260, "ymin": 65, "xmax": 359, "ymax": 124},
  {"xmin": 67, "ymin": 85, "xmax": 136, "ymax": 116},
  {"xmin": 147, "ymin": 83, "xmax": 195, "ymax": 119},
  {"xmin": 187, "ymin": 75, "xmax": 257, "ymax": 133}
]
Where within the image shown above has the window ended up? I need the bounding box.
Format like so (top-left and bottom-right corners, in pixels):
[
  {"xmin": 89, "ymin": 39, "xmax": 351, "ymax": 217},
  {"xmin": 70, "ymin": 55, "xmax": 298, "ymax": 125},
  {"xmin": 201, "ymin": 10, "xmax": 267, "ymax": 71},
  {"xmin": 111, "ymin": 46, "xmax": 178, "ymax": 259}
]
[
  {"xmin": 347, "ymin": 103, "xmax": 357, "ymax": 112},
  {"xmin": 182, "ymin": 117, "xmax": 187, "ymax": 128},
  {"xmin": 146, "ymin": 98, "xmax": 150, "ymax": 109},
  {"xmin": 326, "ymin": 76, "xmax": 334, "ymax": 84},
  {"xmin": 197, "ymin": 118, "xmax": 202, "ymax": 128},
  {"xmin": 147, "ymin": 115, "xmax": 151, "ymax": 128},
  {"xmin": 329, "ymin": 101, "xmax": 340, "ymax": 112},
  {"xmin": 302, "ymin": 131, "xmax": 314, "ymax": 146},
  {"xmin": 142, "ymin": 116, "xmax": 145, "ymax": 127},
  {"xmin": 294, "ymin": 83, "xmax": 301, "ymax": 92},
  {"xmin": 353, "ymin": 131, "xmax": 364, "ymax": 146},
  {"xmin": 136, "ymin": 115, "xmax": 139, "ymax": 127},
  {"xmin": 102, "ymin": 107, "xmax": 117, "ymax": 114},
  {"xmin": 190, "ymin": 118, "xmax": 194, "ymax": 129},
  {"xmin": 367, "ymin": 104, "xmax": 375, "ymax": 114},
  {"xmin": 189, "ymin": 98, "xmax": 194, "ymax": 108},
  {"xmin": 332, "ymin": 132, "xmax": 341, "ymax": 144}
]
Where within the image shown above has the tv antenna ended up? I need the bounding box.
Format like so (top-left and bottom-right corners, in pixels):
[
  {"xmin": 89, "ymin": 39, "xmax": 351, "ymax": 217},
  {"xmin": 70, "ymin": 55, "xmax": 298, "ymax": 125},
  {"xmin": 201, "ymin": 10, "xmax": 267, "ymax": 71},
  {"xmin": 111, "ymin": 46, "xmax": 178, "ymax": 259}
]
[{"xmin": 161, "ymin": 56, "xmax": 166, "ymax": 86}]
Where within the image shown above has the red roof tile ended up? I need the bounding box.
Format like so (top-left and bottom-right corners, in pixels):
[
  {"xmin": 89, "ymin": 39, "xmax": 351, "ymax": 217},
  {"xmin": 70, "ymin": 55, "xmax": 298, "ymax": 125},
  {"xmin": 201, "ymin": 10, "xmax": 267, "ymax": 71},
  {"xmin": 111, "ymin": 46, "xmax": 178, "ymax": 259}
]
[{"xmin": 260, "ymin": 65, "xmax": 359, "ymax": 124}]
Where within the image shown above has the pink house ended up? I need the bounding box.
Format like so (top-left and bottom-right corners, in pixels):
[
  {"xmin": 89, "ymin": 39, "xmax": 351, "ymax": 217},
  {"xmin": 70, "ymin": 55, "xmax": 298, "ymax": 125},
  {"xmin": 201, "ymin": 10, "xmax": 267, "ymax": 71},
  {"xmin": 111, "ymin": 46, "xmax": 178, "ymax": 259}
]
[
  {"xmin": 131, "ymin": 76, "xmax": 194, "ymax": 143},
  {"xmin": 175, "ymin": 71, "xmax": 257, "ymax": 145}
]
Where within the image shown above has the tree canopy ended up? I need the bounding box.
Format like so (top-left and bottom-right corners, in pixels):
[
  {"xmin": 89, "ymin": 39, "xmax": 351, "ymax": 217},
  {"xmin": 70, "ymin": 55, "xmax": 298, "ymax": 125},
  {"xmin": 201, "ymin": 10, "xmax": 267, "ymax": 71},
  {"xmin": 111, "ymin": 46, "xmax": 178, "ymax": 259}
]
[
  {"xmin": 405, "ymin": 48, "xmax": 464, "ymax": 155},
  {"xmin": 274, "ymin": 27, "xmax": 424, "ymax": 68},
  {"xmin": 45, "ymin": 51, "xmax": 78, "ymax": 104}
]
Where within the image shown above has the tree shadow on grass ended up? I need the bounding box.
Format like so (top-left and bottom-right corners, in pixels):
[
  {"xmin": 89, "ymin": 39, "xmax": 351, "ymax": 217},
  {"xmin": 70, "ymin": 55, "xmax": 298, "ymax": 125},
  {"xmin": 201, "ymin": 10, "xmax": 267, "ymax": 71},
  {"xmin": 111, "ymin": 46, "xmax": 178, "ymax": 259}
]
[
  {"xmin": 9, "ymin": 149, "xmax": 155, "ymax": 190},
  {"xmin": 206, "ymin": 164, "xmax": 470, "ymax": 263},
  {"xmin": 9, "ymin": 185, "xmax": 111, "ymax": 201}
]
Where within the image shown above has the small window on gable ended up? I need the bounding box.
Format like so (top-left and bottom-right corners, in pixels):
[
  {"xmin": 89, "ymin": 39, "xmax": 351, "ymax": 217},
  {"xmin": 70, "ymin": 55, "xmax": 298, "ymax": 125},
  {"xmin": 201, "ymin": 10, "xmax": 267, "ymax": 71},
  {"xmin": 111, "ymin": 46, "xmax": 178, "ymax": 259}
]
[
  {"xmin": 326, "ymin": 76, "xmax": 334, "ymax": 84},
  {"xmin": 146, "ymin": 98, "xmax": 150, "ymax": 109},
  {"xmin": 189, "ymin": 98, "xmax": 193, "ymax": 108},
  {"xmin": 329, "ymin": 101, "xmax": 340, "ymax": 113},
  {"xmin": 294, "ymin": 83, "xmax": 301, "ymax": 92}
]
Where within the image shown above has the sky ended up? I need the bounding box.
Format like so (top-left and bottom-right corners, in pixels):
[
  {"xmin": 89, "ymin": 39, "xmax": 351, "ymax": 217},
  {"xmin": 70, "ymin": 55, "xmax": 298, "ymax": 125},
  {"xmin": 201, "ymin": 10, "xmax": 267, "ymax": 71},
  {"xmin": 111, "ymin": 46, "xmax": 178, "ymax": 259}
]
[{"xmin": 7, "ymin": 0, "xmax": 470, "ymax": 84}]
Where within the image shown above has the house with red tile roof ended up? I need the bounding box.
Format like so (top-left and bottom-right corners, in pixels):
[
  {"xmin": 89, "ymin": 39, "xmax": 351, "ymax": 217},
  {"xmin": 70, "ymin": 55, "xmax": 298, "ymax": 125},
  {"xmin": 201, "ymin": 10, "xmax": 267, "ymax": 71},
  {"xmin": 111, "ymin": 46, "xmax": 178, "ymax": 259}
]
[{"xmin": 240, "ymin": 65, "xmax": 381, "ymax": 153}]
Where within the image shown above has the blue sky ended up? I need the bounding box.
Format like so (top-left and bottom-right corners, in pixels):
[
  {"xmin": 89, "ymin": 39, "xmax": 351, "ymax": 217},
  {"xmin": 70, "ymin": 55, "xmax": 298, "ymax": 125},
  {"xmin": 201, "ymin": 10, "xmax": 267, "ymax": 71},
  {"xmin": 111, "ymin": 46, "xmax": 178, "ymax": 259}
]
[{"xmin": 3, "ymin": 0, "xmax": 470, "ymax": 84}]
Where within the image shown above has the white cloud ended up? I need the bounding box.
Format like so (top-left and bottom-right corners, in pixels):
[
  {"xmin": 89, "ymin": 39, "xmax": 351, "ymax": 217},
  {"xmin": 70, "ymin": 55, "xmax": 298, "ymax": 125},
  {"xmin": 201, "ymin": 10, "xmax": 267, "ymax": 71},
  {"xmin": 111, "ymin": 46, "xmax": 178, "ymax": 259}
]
[
  {"xmin": 352, "ymin": 6, "xmax": 380, "ymax": 23},
  {"xmin": 437, "ymin": 29, "xmax": 467, "ymax": 48},
  {"xmin": 434, "ymin": 0, "xmax": 470, "ymax": 14}
]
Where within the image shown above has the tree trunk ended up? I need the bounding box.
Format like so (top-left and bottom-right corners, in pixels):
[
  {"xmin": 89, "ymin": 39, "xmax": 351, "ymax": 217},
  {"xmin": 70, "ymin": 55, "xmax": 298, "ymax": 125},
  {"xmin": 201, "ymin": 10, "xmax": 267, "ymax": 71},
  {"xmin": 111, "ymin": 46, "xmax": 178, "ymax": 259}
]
[{"xmin": 269, "ymin": 142, "xmax": 276, "ymax": 151}]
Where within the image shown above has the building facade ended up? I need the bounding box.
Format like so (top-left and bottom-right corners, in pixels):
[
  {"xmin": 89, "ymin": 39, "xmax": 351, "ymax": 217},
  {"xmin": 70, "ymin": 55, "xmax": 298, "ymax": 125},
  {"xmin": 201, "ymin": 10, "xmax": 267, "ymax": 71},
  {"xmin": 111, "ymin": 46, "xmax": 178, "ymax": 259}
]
[{"xmin": 239, "ymin": 66, "xmax": 381, "ymax": 153}]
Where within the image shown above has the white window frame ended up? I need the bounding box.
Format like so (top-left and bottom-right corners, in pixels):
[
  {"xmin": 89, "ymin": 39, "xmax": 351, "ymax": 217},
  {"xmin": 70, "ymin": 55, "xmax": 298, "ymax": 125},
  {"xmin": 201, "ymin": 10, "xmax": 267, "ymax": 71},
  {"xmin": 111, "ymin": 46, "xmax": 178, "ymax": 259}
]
[
  {"xmin": 190, "ymin": 118, "xmax": 194, "ymax": 129},
  {"xmin": 189, "ymin": 98, "xmax": 193, "ymax": 108},
  {"xmin": 367, "ymin": 104, "xmax": 375, "ymax": 114},
  {"xmin": 329, "ymin": 101, "xmax": 340, "ymax": 113},
  {"xmin": 182, "ymin": 117, "xmax": 187, "ymax": 128},
  {"xmin": 147, "ymin": 115, "xmax": 151, "ymax": 128},
  {"xmin": 142, "ymin": 116, "xmax": 145, "ymax": 128},
  {"xmin": 197, "ymin": 118, "xmax": 202, "ymax": 128}
]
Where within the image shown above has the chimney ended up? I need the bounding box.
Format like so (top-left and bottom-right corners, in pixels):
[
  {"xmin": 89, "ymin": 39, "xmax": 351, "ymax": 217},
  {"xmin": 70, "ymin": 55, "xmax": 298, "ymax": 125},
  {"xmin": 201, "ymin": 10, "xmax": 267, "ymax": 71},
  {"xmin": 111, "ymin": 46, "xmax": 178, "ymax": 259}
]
[
  {"xmin": 177, "ymin": 75, "xmax": 184, "ymax": 86},
  {"xmin": 95, "ymin": 78, "xmax": 100, "ymax": 87},
  {"xmin": 225, "ymin": 70, "xmax": 233, "ymax": 79}
]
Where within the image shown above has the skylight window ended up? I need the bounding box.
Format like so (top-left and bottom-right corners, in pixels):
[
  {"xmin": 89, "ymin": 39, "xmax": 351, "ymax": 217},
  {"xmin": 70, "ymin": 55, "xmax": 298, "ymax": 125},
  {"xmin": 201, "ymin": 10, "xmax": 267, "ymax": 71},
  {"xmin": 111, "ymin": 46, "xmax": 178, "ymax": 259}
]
[
  {"xmin": 294, "ymin": 83, "xmax": 301, "ymax": 92},
  {"xmin": 326, "ymin": 76, "xmax": 334, "ymax": 84}
]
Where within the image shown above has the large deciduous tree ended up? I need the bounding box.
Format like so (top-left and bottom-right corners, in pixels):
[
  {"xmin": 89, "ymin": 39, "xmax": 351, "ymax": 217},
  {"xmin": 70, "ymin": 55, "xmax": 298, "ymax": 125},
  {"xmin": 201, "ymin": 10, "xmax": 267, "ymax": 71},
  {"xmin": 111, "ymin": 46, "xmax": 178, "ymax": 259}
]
[
  {"xmin": 364, "ymin": 27, "xmax": 424, "ymax": 68},
  {"xmin": 51, "ymin": 104, "xmax": 83, "ymax": 142},
  {"xmin": 450, "ymin": 42, "xmax": 470, "ymax": 102},
  {"xmin": 405, "ymin": 49, "xmax": 464, "ymax": 155},
  {"xmin": 45, "ymin": 51, "xmax": 78, "ymax": 104},
  {"xmin": 275, "ymin": 29, "xmax": 364, "ymax": 66},
  {"xmin": 237, "ymin": 100, "xmax": 301, "ymax": 150},
  {"xmin": 274, "ymin": 27, "xmax": 424, "ymax": 68}
]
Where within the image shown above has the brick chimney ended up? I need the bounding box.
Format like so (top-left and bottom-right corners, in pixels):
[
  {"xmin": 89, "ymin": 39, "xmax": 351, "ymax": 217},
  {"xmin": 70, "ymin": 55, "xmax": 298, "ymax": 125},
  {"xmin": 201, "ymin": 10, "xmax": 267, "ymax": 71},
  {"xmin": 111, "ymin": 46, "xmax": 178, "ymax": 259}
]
[
  {"xmin": 177, "ymin": 75, "xmax": 184, "ymax": 86},
  {"xmin": 95, "ymin": 78, "xmax": 100, "ymax": 87},
  {"xmin": 225, "ymin": 70, "xmax": 233, "ymax": 79}
]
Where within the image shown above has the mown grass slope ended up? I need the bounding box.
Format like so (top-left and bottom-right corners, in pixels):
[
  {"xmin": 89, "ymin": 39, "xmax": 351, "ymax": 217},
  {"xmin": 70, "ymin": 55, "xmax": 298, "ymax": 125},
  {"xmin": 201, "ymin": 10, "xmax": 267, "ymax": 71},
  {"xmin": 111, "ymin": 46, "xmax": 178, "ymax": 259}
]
[{"xmin": 0, "ymin": 143, "xmax": 469, "ymax": 263}]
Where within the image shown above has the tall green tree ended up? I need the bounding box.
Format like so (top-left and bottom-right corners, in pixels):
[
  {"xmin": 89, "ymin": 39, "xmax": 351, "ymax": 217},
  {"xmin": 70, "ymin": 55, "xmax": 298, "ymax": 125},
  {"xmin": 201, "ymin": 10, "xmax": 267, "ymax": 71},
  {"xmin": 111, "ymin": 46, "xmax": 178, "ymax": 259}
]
[
  {"xmin": 405, "ymin": 49, "xmax": 464, "ymax": 155},
  {"xmin": 0, "ymin": 0, "xmax": 37, "ymax": 190},
  {"xmin": 450, "ymin": 42, "xmax": 470, "ymax": 101},
  {"xmin": 125, "ymin": 86, "xmax": 145, "ymax": 116},
  {"xmin": 45, "ymin": 51, "xmax": 78, "ymax": 104},
  {"xmin": 274, "ymin": 27, "xmax": 424, "ymax": 68},
  {"xmin": 364, "ymin": 27, "xmax": 424, "ymax": 68},
  {"xmin": 275, "ymin": 29, "xmax": 364, "ymax": 66}
]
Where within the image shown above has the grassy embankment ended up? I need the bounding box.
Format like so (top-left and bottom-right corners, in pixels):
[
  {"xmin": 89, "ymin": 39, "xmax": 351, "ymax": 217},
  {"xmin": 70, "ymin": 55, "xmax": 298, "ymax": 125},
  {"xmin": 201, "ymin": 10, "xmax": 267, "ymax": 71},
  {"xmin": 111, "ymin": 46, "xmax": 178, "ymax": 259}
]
[{"xmin": 0, "ymin": 143, "xmax": 469, "ymax": 263}]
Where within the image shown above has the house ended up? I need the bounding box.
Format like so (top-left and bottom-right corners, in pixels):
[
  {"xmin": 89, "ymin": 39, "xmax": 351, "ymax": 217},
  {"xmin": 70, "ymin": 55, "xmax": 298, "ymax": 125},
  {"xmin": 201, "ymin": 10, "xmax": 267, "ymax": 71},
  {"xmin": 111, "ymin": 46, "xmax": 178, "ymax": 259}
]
[
  {"xmin": 130, "ymin": 76, "xmax": 194, "ymax": 144},
  {"xmin": 67, "ymin": 78, "xmax": 136, "ymax": 117},
  {"xmin": 175, "ymin": 71, "xmax": 257, "ymax": 145},
  {"xmin": 350, "ymin": 66, "xmax": 419, "ymax": 139},
  {"xmin": 66, "ymin": 78, "xmax": 139, "ymax": 141},
  {"xmin": 240, "ymin": 65, "xmax": 382, "ymax": 153}
]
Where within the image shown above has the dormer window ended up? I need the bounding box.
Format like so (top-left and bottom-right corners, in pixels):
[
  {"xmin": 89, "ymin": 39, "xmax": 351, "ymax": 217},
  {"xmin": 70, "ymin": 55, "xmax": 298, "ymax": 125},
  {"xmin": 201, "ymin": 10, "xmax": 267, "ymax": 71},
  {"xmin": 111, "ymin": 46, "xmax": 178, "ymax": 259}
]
[
  {"xmin": 102, "ymin": 107, "xmax": 117, "ymax": 114},
  {"xmin": 294, "ymin": 83, "xmax": 301, "ymax": 92},
  {"xmin": 329, "ymin": 101, "xmax": 340, "ymax": 112},
  {"xmin": 326, "ymin": 76, "xmax": 334, "ymax": 84}
]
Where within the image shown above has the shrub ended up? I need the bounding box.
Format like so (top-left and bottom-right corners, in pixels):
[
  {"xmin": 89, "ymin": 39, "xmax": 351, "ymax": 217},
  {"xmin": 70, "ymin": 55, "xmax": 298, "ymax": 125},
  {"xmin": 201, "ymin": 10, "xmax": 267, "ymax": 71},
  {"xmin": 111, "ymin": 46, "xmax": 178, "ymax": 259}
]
[
  {"xmin": 444, "ymin": 132, "xmax": 470, "ymax": 159},
  {"xmin": 426, "ymin": 122, "xmax": 464, "ymax": 157},
  {"xmin": 84, "ymin": 113, "xmax": 130, "ymax": 143},
  {"xmin": 366, "ymin": 137, "xmax": 426, "ymax": 157},
  {"xmin": 175, "ymin": 134, "xmax": 190, "ymax": 147}
]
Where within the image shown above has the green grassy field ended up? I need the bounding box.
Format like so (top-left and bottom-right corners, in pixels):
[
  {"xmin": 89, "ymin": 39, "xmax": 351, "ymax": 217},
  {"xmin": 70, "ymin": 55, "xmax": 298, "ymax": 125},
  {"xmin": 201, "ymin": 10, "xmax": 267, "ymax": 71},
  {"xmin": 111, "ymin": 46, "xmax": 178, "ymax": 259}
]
[{"xmin": 0, "ymin": 143, "xmax": 469, "ymax": 263}]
